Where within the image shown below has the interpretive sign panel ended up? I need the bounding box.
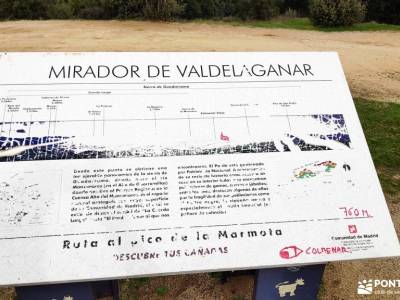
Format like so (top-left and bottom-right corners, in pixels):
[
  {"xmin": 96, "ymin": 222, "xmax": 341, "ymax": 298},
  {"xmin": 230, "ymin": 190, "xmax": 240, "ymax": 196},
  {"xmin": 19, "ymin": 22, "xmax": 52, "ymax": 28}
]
[{"xmin": 0, "ymin": 52, "xmax": 398, "ymax": 286}]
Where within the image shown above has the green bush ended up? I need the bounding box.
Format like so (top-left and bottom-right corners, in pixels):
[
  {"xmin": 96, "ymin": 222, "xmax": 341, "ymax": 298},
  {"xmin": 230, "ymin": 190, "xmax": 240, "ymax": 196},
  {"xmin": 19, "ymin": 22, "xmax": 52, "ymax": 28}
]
[
  {"xmin": 366, "ymin": 0, "xmax": 400, "ymax": 25},
  {"xmin": 53, "ymin": 0, "xmax": 132, "ymax": 20},
  {"xmin": 108, "ymin": 0, "xmax": 143, "ymax": 19},
  {"xmin": 155, "ymin": 286, "xmax": 168, "ymax": 296},
  {"xmin": 0, "ymin": 0, "xmax": 301, "ymax": 22},
  {"xmin": 5, "ymin": 0, "xmax": 398, "ymax": 25},
  {"xmin": 1, "ymin": 0, "xmax": 53, "ymax": 19},
  {"xmin": 183, "ymin": 0, "xmax": 202, "ymax": 19},
  {"xmin": 79, "ymin": 6, "xmax": 105, "ymax": 19},
  {"xmin": 0, "ymin": 0, "xmax": 13, "ymax": 19},
  {"xmin": 280, "ymin": 0, "xmax": 308, "ymax": 16},
  {"xmin": 309, "ymin": 0, "xmax": 366, "ymax": 27},
  {"xmin": 142, "ymin": 0, "xmax": 183, "ymax": 20},
  {"xmin": 252, "ymin": 0, "xmax": 280, "ymax": 20},
  {"xmin": 235, "ymin": 0, "xmax": 280, "ymax": 20},
  {"xmin": 48, "ymin": 0, "xmax": 74, "ymax": 19},
  {"xmin": 67, "ymin": 0, "xmax": 115, "ymax": 19}
]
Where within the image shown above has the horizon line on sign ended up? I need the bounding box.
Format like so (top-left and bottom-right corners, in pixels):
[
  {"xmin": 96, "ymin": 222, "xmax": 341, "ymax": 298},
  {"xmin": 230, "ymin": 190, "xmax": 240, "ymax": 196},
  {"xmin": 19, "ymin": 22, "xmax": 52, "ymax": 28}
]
[
  {"xmin": 0, "ymin": 79, "xmax": 333, "ymax": 86},
  {"xmin": 8, "ymin": 85, "xmax": 301, "ymax": 93}
]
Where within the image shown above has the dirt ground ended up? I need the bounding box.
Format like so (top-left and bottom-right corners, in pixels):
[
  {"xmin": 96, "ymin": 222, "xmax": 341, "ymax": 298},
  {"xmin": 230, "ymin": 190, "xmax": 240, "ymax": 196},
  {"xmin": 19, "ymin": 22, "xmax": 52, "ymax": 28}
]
[
  {"xmin": 0, "ymin": 20, "xmax": 400, "ymax": 103},
  {"xmin": 0, "ymin": 20, "xmax": 399, "ymax": 300}
]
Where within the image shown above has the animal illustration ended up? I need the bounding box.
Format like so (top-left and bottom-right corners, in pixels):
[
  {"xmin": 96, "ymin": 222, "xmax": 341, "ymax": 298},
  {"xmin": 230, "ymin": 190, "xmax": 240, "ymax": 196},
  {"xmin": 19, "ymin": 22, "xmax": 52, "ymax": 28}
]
[
  {"xmin": 295, "ymin": 168, "xmax": 315, "ymax": 179},
  {"xmin": 275, "ymin": 278, "xmax": 305, "ymax": 297},
  {"xmin": 315, "ymin": 160, "xmax": 337, "ymax": 172}
]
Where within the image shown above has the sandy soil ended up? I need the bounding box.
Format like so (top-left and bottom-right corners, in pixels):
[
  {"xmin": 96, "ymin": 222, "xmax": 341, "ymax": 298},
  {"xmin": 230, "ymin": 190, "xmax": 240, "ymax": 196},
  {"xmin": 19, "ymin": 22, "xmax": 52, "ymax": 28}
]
[
  {"xmin": 0, "ymin": 20, "xmax": 400, "ymax": 102},
  {"xmin": 0, "ymin": 20, "xmax": 399, "ymax": 300}
]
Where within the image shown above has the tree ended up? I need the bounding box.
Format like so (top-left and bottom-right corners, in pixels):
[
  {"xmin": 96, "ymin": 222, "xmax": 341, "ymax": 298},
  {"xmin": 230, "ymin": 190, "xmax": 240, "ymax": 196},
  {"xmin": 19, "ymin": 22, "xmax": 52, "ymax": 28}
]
[
  {"xmin": 183, "ymin": 0, "xmax": 202, "ymax": 19},
  {"xmin": 281, "ymin": 0, "xmax": 309, "ymax": 16},
  {"xmin": 252, "ymin": 0, "xmax": 280, "ymax": 20},
  {"xmin": 366, "ymin": 0, "xmax": 400, "ymax": 25},
  {"xmin": 141, "ymin": 0, "xmax": 183, "ymax": 20}
]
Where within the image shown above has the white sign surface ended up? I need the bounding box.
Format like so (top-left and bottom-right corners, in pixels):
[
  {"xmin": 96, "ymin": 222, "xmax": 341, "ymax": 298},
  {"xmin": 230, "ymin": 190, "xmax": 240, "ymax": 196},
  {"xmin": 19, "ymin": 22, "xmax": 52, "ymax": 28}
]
[{"xmin": 0, "ymin": 52, "xmax": 398, "ymax": 286}]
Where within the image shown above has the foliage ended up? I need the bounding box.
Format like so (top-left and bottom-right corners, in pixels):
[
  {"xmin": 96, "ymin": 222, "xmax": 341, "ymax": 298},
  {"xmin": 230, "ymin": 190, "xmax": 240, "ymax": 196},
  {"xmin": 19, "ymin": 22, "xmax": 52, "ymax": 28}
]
[
  {"xmin": 0, "ymin": 0, "xmax": 52, "ymax": 19},
  {"xmin": 48, "ymin": 0, "xmax": 74, "ymax": 19},
  {"xmin": 120, "ymin": 277, "xmax": 150, "ymax": 300},
  {"xmin": 252, "ymin": 0, "xmax": 281, "ymax": 20},
  {"xmin": 280, "ymin": 0, "xmax": 308, "ymax": 16},
  {"xmin": 155, "ymin": 286, "xmax": 168, "ymax": 296},
  {"xmin": 0, "ymin": 0, "xmax": 399, "ymax": 26},
  {"xmin": 235, "ymin": 0, "xmax": 281, "ymax": 20},
  {"xmin": 142, "ymin": 0, "xmax": 183, "ymax": 20},
  {"xmin": 283, "ymin": 8, "xmax": 298, "ymax": 18},
  {"xmin": 208, "ymin": 271, "xmax": 225, "ymax": 280},
  {"xmin": 0, "ymin": 0, "xmax": 283, "ymax": 21},
  {"xmin": 366, "ymin": 0, "xmax": 400, "ymax": 25},
  {"xmin": 309, "ymin": 0, "xmax": 366, "ymax": 27},
  {"xmin": 182, "ymin": 0, "xmax": 202, "ymax": 19},
  {"xmin": 232, "ymin": 296, "xmax": 246, "ymax": 300},
  {"xmin": 229, "ymin": 17, "xmax": 400, "ymax": 31},
  {"xmin": 0, "ymin": 0, "xmax": 13, "ymax": 19},
  {"xmin": 0, "ymin": 0, "xmax": 183, "ymax": 20}
]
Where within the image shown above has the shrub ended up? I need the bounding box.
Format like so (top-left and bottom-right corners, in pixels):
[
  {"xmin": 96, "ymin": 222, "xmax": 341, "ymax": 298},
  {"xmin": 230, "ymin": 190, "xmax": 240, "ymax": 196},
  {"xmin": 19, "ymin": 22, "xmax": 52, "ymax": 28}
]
[
  {"xmin": 183, "ymin": 0, "xmax": 202, "ymax": 19},
  {"xmin": 309, "ymin": 0, "xmax": 366, "ymax": 27},
  {"xmin": 110, "ymin": 0, "xmax": 143, "ymax": 19},
  {"xmin": 79, "ymin": 6, "xmax": 105, "ymax": 19},
  {"xmin": 280, "ymin": 0, "xmax": 308, "ymax": 16},
  {"xmin": 48, "ymin": 0, "xmax": 74, "ymax": 19},
  {"xmin": 155, "ymin": 286, "xmax": 168, "ymax": 296},
  {"xmin": 252, "ymin": 0, "xmax": 280, "ymax": 20},
  {"xmin": 0, "ymin": 0, "xmax": 297, "ymax": 21},
  {"xmin": 221, "ymin": 0, "xmax": 236, "ymax": 17},
  {"xmin": 141, "ymin": 0, "xmax": 183, "ymax": 20},
  {"xmin": 366, "ymin": 0, "xmax": 400, "ymax": 25},
  {"xmin": 59, "ymin": 0, "xmax": 123, "ymax": 20},
  {"xmin": 235, "ymin": 0, "xmax": 251, "ymax": 20},
  {"xmin": 0, "ymin": 0, "xmax": 13, "ymax": 19},
  {"xmin": 235, "ymin": 0, "xmax": 280, "ymax": 20},
  {"xmin": 283, "ymin": 8, "xmax": 298, "ymax": 18},
  {"xmin": 4, "ymin": 0, "xmax": 53, "ymax": 19}
]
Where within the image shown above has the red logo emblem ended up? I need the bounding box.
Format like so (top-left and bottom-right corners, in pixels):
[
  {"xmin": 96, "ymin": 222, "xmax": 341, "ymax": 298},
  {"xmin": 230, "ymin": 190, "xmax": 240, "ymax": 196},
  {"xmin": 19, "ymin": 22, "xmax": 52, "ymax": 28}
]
[
  {"xmin": 348, "ymin": 225, "xmax": 357, "ymax": 234},
  {"xmin": 280, "ymin": 246, "xmax": 303, "ymax": 259},
  {"xmin": 220, "ymin": 132, "xmax": 230, "ymax": 141}
]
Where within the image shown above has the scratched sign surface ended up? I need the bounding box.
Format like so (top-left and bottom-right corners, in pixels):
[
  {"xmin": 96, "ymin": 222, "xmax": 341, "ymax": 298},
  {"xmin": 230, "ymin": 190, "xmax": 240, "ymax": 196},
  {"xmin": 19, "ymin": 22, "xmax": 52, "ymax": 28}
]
[{"xmin": 0, "ymin": 52, "xmax": 398, "ymax": 286}]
